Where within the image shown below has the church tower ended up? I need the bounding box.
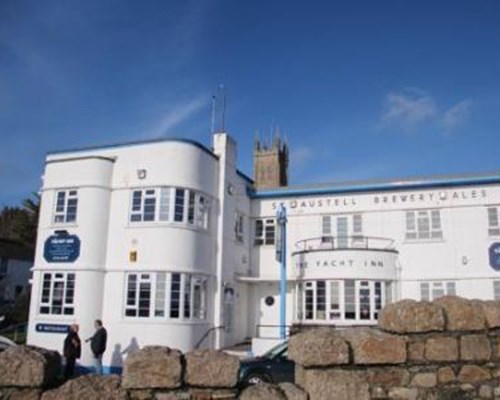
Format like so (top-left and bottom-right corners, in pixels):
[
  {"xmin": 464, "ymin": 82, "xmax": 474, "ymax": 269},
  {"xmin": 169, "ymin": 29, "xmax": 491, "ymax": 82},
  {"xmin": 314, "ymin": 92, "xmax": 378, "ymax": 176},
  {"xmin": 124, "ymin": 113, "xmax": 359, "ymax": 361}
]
[{"xmin": 253, "ymin": 129, "xmax": 289, "ymax": 190}]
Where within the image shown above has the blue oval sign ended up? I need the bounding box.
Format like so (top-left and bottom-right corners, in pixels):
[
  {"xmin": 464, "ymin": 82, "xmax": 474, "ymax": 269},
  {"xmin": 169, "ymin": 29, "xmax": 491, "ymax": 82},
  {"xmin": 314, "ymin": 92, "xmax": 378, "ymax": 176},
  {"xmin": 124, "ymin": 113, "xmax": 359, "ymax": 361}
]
[
  {"xmin": 36, "ymin": 323, "xmax": 70, "ymax": 334},
  {"xmin": 44, "ymin": 233, "xmax": 81, "ymax": 263},
  {"xmin": 489, "ymin": 243, "xmax": 500, "ymax": 271}
]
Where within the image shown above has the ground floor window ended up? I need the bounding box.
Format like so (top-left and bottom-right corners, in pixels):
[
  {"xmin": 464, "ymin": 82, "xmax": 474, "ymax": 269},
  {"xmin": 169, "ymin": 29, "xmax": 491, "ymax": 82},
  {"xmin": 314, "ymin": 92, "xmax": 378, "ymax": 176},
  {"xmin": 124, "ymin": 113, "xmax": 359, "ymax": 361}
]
[
  {"xmin": 124, "ymin": 272, "xmax": 208, "ymax": 320},
  {"xmin": 420, "ymin": 281, "xmax": 456, "ymax": 301},
  {"xmin": 297, "ymin": 280, "xmax": 389, "ymax": 323},
  {"xmin": 39, "ymin": 272, "xmax": 75, "ymax": 315},
  {"xmin": 494, "ymin": 281, "xmax": 500, "ymax": 300}
]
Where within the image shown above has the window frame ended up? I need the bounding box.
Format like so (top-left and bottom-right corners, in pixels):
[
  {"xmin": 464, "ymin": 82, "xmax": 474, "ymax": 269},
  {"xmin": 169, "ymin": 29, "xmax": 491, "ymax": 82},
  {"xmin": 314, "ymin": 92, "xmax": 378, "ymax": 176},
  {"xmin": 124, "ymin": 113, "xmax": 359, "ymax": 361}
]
[
  {"xmin": 487, "ymin": 207, "xmax": 500, "ymax": 236},
  {"xmin": 420, "ymin": 281, "xmax": 456, "ymax": 301},
  {"xmin": 39, "ymin": 272, "xmax": 76, "ymax": 316},
  {"xmin": 405, "ymin": 209, "xmax": 443, "ymax": 241},
  {"xmin": 53, "ymin": 189, "xmax": 79, "ymax": 224},
  {"xmin": 254, "ymin": 218, "xmax": 276, "ymax": 246}
]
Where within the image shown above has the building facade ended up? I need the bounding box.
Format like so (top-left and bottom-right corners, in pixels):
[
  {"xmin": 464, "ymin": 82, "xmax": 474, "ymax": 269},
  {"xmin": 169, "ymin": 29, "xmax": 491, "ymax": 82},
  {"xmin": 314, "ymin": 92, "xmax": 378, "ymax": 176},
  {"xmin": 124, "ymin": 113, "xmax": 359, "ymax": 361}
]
[{"xmin": 27, "ymin": 132, "xmax": 500, "ymax": 371}]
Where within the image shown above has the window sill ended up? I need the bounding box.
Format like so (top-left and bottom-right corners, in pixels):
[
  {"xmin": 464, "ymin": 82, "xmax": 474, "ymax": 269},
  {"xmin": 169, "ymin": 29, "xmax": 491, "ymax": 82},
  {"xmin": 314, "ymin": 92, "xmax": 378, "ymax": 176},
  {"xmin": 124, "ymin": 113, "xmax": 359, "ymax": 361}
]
[
  {"xmin": 127, "ymin": 222, "xmax": 209, "ymax": 234},
  {"xmin": 121, "ymin": 318, "xmax": 210, "ymax": 325},
  {"xmin": 49, "ymin": 223, "xmax": 79, "ymax": 229}
]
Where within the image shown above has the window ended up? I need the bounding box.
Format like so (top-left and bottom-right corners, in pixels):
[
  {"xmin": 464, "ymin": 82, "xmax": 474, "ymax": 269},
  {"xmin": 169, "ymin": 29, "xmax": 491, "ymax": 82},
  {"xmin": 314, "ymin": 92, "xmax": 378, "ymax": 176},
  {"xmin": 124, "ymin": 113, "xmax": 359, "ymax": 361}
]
[
  {"xmin": 235, "ymin": 213, "xmax": 244, "ymax": 243},
  {"xmin": 494, "ymin": 281, "xmax": 500, "ymax": 300},
  {"xmin": 488, "ymin": 207, "xmax": 500, "ymax": 236},
  {"xmin": 125, "ymin": 272, "xmax": 207, "ymax": 320},
  {"xmin": 254, "ymin": 219, "xmax": 275, "ymax": 245},
  {"xmin": 54, "ymin": 190, "xmax": 78, "ymax": 223},
  {"xmin": 39, "ymin": 273, "xmax": 75, "ymax": 315},
  {"xmin": 406, "ymin": 210, "xmax": 442, "ymax": 240},
  {"xmin": 299, "ymin": 280, "xmax": 387, "ymax": 322},
  {"xmin": 321, "ymin": 214, "xmax": 363, "ymax": 247},
  {"xmin": 420, "ymin": 281, "xmax": 456, "ymax": 301},
  {"xmin": 129, "ymin": 188, "xmax": 209, "ymax": 229}
]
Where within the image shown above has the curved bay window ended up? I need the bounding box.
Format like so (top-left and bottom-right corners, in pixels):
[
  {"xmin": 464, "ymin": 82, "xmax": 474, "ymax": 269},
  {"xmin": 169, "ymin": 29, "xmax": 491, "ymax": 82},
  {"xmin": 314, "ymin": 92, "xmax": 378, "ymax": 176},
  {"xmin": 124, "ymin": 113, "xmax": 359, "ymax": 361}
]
[
  {"xmin": 296, "ymin": 280, "xmax": 391, "ymax": 323},
  {"xmin": 124, "ymin": 272, "xmax": 208, "ymax": 321}
]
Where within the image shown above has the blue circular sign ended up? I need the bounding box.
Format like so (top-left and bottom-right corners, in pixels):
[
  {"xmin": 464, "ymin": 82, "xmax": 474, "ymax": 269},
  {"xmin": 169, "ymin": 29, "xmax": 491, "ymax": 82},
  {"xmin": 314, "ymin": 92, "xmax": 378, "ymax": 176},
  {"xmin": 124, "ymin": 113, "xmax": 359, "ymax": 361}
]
[{"xmin": 488, "ymin": 243, "xmax": 500, "ymax": 271}]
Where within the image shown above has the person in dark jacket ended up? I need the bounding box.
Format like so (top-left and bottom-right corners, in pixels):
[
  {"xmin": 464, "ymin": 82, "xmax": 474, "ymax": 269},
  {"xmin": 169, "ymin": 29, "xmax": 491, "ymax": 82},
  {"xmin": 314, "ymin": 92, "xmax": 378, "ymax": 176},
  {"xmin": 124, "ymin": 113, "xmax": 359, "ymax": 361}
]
[
  {"xmin": 63, "ymin": 324, "xmax": 81, "ymax": 379},
  {"xmin": 86, "ymin": 319, "xmax": 107, "ymax": 374}
]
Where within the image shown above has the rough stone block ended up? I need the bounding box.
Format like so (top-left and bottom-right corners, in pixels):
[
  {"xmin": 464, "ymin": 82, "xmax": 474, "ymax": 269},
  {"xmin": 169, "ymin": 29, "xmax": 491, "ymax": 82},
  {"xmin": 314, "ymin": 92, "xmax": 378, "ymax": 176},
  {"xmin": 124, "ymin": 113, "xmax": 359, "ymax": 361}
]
[
  {"xmin": 367, "ymin": 368, "xmax": 410, "ymax": 386},
  {"xmin": 387, "ymin": 387, "xmax": 418, "ymax": 400},
  {"xmin": 278, "ymin": 383, "xmax": 308, "ymax": 400},
  {"xmin": 0, "ymin": 388, "xmax": 42, "ymax": 400},
  {"xmin": 340, "ymin": 328, "xmax": 407, "ymax": 365},
  {"xmin": 425, "ymin": 337, "xmax": 458, "ymax": 361},
  {"xmin": 471, "ymin": 300, "xmax": 500, "ymax": 328},
  {"xmin": 437, "ymin": 367, "xmax": 455, "ymax": 384},
  {"xmin": 288, "ymin": 327, "xmax": 349, "ymax": 367},
  {"xmin": 478, "ymin": 385, "xmax": 493, "ymax": 398},
  {"xmin": 41, "ymin": 374, "xmax": 126, "ymax": 400},
  {"xmin": 460, "ymin": 334, "xmax": 492, "ymax": 361},
  {"xmin": 408, "ymin": 341, "xmax": 425, "ymax": 363},
  {"xmin": 410, "ymin": 372, "xmax": 437, "ymax": 388},
  {"xmin": 185, "ymin": 349, "xmax": 239, "ymax": 388},
  {"xmin": 458, "ymin": 365, "xmax": 492, "ymax": 383},
  {"xmin": 371, "ymin": 386, "xmax": 387, "ymax": 399},
  {"xmin": 300, "ymin": 369, "xmax": 369, "ymax": 400},
  {"xmin": 122, "ymin": 346, "xmax": 182, "ymax": 389},
  {"xmin": 493, "ymin": 336, "xmax": 500, "ymax": 360},
  {"xmin": 239, "ymin": 383, "xmax": 286, "ymax": 400},
  {"xmin": 378, "ymin": 299, "xmax": 445, "ymax": 333},
  {"xmin": 433, "ymin": 296, "xmax": 486, "ymax": 331},
  {"xmin": 0, "ymin": 345, "xmax": 61, "ymax": 388}
]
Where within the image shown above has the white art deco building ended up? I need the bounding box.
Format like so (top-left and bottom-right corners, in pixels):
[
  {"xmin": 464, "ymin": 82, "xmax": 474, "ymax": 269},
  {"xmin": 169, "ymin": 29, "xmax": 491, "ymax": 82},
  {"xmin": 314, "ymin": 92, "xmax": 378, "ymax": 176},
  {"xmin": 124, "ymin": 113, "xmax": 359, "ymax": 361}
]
[{"xmin": 27, "ymin": 132, "xmax": 500, "ymax": 371}]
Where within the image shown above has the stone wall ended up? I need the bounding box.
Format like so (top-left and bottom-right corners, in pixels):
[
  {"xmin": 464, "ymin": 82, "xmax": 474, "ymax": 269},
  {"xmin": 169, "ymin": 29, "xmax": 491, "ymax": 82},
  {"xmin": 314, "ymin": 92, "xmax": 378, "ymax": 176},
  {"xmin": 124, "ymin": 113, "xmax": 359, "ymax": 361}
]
[{"xmin": 288, "ymin": 296, "xmax": 500, "ymax": 400}]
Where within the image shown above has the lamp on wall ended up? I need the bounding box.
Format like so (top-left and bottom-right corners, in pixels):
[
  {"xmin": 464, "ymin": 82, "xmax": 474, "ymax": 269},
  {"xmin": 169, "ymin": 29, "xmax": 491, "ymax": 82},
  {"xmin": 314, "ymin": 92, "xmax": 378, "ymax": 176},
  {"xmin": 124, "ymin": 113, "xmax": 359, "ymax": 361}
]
[{"xmin": 137, "ymin": 169, "xmax": 147, "ymax": 180}]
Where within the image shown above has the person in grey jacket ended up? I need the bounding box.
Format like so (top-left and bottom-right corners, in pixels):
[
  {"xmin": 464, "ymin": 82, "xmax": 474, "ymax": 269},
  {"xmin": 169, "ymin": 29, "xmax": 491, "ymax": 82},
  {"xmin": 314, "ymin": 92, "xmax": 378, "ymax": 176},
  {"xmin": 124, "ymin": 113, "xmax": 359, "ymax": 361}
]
[{"xmin": 86, "ymin": 319, "xmax": 107, "ymax": 374}]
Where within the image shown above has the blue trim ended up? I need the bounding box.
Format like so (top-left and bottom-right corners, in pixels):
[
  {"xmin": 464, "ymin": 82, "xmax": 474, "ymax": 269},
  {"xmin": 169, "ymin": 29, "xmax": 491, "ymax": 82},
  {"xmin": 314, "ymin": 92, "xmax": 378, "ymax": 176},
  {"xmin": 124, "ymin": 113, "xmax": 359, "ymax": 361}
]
[
  {"xmin": 47, "ymin": 138, "xmax": 218, "ymax": 160},
  {"xmin": 75, "ymin": 365, "xmax": 123, "ymax": 375},
  {"xmin": 251, "ymin": 174, "xmax": 500, "ymax": 199}
]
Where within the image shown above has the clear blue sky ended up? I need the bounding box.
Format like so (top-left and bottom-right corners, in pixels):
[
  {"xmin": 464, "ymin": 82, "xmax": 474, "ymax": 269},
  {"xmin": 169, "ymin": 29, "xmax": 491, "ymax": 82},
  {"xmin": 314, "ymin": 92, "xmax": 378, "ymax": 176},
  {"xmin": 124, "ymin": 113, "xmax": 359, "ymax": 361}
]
[{"xmin": 1, "ymin": 0, "xmax": 499, "ymax": 206}]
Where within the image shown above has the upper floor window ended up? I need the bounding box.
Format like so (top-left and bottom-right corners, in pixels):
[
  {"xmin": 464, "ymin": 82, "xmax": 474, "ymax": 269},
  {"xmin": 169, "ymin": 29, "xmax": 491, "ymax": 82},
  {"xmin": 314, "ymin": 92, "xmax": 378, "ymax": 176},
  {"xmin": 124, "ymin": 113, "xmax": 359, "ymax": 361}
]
[
  {"xmin": 405, "ymin": 210, "xmax": 442, "ymax": 241},
  {"xmin": 487, "ymin": 207, "xmax": 500, "ymax": 236},
  {"xmin": 130, "ymin": 187, "xmax": 209, "ymax": 229},
  {"xmin": 39, "ymin": 272, "xmax": 75, "ymax": 315},
  {"xmin": 321, "ymin": 214, "xmax": 363, "ymax": 247},
  {"xmin": 125, "ymin": 272, "xmax": 207, "ymax": 320},
  {"xmin": 235, "ymin": 213, "xmax": 244, "ymax": 243},
  {"xmin": 420, "ymin": 281, "xmax": 455, "ymax": 301},
  {"xmin": 54, "ymin": 190, "xmax": 78, "ymax": 224},
  {"xmin": 254, "ymin": 218, "xmax": 275, "ymax": 246}
]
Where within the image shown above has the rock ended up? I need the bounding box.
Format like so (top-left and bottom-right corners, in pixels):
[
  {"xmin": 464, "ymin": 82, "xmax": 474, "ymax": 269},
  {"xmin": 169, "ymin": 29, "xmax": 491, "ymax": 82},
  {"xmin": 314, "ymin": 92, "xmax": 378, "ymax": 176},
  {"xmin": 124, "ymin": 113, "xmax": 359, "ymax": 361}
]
[
  {"xmin": 128, "ymin": 390, "xmax": 154, "ymax": 400},
  {"xmin": 460, "ymin": 334, "xmax": 491, "ymax": 361},
  {"xmin": 278, "ymin": 383, "xmax": 308, "ymax": 400},
  {"xmin": 478, "ymin": 385, "xmax": 493, "ymax": 398},
  {"xmin": 387, "ymin": 387, "xmax": 418, "ymax": 400},
  {"xmin": 340, "ymin": 328, "xmax": 407, "ymax": 365},
  {"xmin": 41, "ymin": 374, "xmax": 126, "ymax": 400},
  {"xmin": 288, "ymin": 328, "xmax": 349, "ymax": 367},
  {"xmin": 407, "ymin": 341, "xmax": 425, "ymax": 363},
  {"xmin": 437, "ymin": 367, "xmax": 455, "ymax": 384},
  {"xmin": 457, "ymin": 365, "xmax": 491, "ymax": 383},
  {"xmin": 154, "ymin": 393, "xmax": 185, "ymax": 400},
  {"xmin": 299, "ymin": 369, "xmax": 369, "ymax": 400},
  {"xmin": 122, "ymin": 346, "xmax": 182, "ymax": 389},
  {"xmin": 189, "ymin": 388, "xmax": 237, "ymax": 399},
  {"xmin": 371, "ymin": 386, "xmax": 387, "ymax": 399},
  {"xmin": 185, "ymin": 350, "xmax": 239, "ymax": 388},
  {"xmin": 378, "ymin": 299, "xmax": 445, "ymax": 333},
  {"xmin": 410, "ymin": 372, "xmax": 437, "ymax": 388},
  {"xmin": 471, "ymin": 300, "xmax": 500, "ymax": 328},
  {"xmin": 0, "ymin": 388, "xmax": 42, "ymax": 400},
  {"xmin": 433, "ymin": 296, "xmax": 486, "ymax": 331},
  {"xmin": 0, "ymin": 345, "xmax": 61, "ymax": 388},
  {"xmin": 239, "ymin": 383, "xmax": 286, "ymax": 400},
  {"xmin": 494, "ymin": 337, "xmax": 500, "ymax": 360},
  {"xmin": 367, "ymin": 368, "xmax": 410, "ymax": 386},
  {"xmin": 424, "ymin": 337, "xmax": 458, "ymax": 361}
]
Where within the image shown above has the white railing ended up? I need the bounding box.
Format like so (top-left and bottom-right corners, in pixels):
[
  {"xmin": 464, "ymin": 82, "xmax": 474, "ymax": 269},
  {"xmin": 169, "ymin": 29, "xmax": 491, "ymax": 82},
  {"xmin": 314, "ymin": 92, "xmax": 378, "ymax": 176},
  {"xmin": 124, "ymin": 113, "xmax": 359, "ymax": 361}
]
[{"xmin": 294, "ymin": 236, "xmax": 395, "ymax": 253}]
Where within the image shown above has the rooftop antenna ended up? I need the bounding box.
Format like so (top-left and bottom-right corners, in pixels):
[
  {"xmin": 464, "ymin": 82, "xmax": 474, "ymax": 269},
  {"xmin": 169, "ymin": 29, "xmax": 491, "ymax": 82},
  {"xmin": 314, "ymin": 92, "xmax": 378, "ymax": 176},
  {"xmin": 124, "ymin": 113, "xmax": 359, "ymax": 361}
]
[
  {"xmin": 210, "ymin": 95, "xmax": 216, "ymax": 134},
  {"xmin": 220, "ymin": 84, "xmax": 227, "ymax": 132}
]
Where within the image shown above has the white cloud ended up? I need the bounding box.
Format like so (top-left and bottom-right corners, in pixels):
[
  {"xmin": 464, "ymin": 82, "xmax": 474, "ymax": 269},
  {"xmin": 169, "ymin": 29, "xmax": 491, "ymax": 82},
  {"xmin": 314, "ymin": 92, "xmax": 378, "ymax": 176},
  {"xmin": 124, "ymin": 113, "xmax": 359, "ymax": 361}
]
[
  {"xmin": 380, "ymin": 89, "xmax": 472, "ymax": 135},
  {"xmin": 381, "ymin": 89, "xmax": 437, "ymax": 132},
  {"xmin": 442, "ymin": 100, "xmax": 473, "ymax": 133},
  {"xmin": 148, "ymin": 95, "xmax": 209, "ymax": 138}
]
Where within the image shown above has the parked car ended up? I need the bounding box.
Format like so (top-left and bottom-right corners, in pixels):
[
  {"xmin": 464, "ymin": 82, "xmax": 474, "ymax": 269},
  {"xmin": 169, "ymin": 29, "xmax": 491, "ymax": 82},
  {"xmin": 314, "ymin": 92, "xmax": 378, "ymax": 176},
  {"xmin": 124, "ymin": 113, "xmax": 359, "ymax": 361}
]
[
  {"xmin": 239, "ymin": 341, "xmax": 294, "ymax": 386},
  {"xmin": 0, "ymin": 335, "xmax": 17, "ymax": 353}
]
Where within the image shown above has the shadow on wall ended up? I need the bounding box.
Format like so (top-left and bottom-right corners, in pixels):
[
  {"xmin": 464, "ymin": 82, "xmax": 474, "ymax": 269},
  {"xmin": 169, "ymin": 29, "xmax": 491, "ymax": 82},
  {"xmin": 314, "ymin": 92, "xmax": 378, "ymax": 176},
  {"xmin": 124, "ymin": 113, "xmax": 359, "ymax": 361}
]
[{"xmin": 111, "ymin": 337, "xmax": 140, "ymax": 369}]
